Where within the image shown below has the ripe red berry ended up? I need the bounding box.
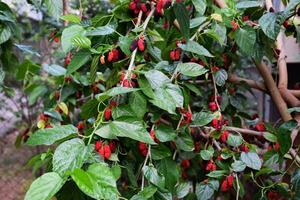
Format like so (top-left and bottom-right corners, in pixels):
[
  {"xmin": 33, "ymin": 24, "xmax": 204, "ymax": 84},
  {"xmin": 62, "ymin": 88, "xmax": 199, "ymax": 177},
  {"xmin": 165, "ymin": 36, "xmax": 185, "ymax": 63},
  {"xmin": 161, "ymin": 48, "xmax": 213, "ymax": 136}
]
[
  {"xmin": 221, "ymin": 179, "xmax": 229, "ymax": 192},
  {"xmin": 122, "ymin": 79, "xmax": 131, "ymax": 87},
  {"xmin": 170, "ymin": 50, "xmax": 176, "ymax": 60},
  {"xmin": 39, "ymin": 113, "xmax": 49, "ymax": 122},
  {"xmin": 211, "ymin": 66, "xmax": 219, "ymax": 72},
  {"xmin": 150, "ymin": 129, "xmax": 159, "ymax": 143},
  {"xmin": 130, "ymin": 40, "xmax": 138, "ymax": 51},
  {"xmin": 267, "ymin": 191, "xmax": 280, "ymax": 200},
  {"xmin": 95, "ymin": 141, "xmax": 102, "ymax": 151},
  {"xmin": 129, "ymin": 1, "xmax": 136, "ymax": 10},
  {"xmin": 137, "ymin": 38, "xmax": 145, "ymax": 52},
  {"xmin": 107, "ymin": 51, "xmax": 114, "ymax": 62},
  {"xmin": 226, "ymin": 175, "xmax": 234, "ymax": 187},
  {"xmin": 104, "ymin": 108, "xmax": 112, "ymax": 121},
  {"xmin": 109, "ymin": 141, "xmax": 117, "ymax": 152},
  {"xmin": 230, "ymin": 20, "xmax": 239, "ymax": 31},
  {"xmin": 220, "ymin": 131, "xmax": 229, "ymax": 143},
  {"xmin": 45, "ymin": 124, "xmax": 53, "ymax": 128},
  {"xmin": 138, "ymin": 142, "xmax": 148, "ymax": 156},
  {"xmin": 77, "ymin": 121, "xmax": 84, "ymax": 130},
  {"xmin": 240, "ymin": 144, "xmax": 249, "ymax": 152},
  {"xmin": 273, "ymin": 142, "xmax": 280, "ymax": 151},
  {"xmin": 174, "ymin": 49, "xmax": 181, "ymax": 60},
  {"xmin": 255, "ymin": 123, "xmax": 265, "ymax": 132},
  {"xmin": 209, "ymin": 102, "xmax": 217, "ymax": 112},
  {"xmin": 184, "ymin": 111, "xmax": 192, "ymax": 124},
  {"xmin": 140, "ymin": 3, "xmax": 147, "ymax": 13},
  {"xmin": 206, "ymin": 160, "xmax": 216, "ymax": 171},
  {"xmin": 98, "ymin": 144, "xmax": 111, "ymax": 159},
  {"xmin": 54, "ymin": 37, "xmax": 60, "ymax": 43},
  {"xmin": 181, "ymin": 159, "xmax": 190, "ymax": 169},
  {"xmin": 283, "ymin": 20, "xmax": 289, "ymax": 28},
  {"xmin": 242, "ymin": 15, "xmax": 249, "ymax": 21}
]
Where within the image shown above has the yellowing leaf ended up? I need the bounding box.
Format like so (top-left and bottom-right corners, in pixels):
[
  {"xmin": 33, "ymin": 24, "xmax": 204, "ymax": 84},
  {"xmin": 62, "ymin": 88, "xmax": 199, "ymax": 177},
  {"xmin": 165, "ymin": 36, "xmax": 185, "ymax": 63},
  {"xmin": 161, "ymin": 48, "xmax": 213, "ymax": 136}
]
[
  {"xmin": 37, "ymin": 120, "xmax": 46, "ymax": 129},
  {"xmin": 58, "ymin": 102, "xmax": 68, "ymax": 115},
  {"xmin": 211, "ymin": 13, "xmax": 222, "ymax": 22}
]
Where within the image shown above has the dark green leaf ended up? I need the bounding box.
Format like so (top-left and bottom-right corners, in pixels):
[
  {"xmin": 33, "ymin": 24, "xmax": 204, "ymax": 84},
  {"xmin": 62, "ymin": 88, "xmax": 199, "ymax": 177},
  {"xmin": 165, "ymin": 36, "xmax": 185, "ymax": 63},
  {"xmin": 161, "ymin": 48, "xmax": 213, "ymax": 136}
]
[
  {"xmin": 206, "ymin": 170, "xmax": 227, "ymax": 178},
  {"xmin": 129, "ymin": 91, "xmax": 147, "ymax": 118},
  {"xmin": 155, "ymin": 124, "xmax": 176, "ymax": 142},
  {"xmin": 258, "ymin": 13, "xmax": 282, "ymax": 40},
  {"xmin": 130, "ymin": 186, "xmax": 157, "ymax": 200},
  {"xmin": 233, "ymin": 27, "xmax": 256, "ymax": 56},
  {"xmin": 144, "ymin": 70, "xmax": 170, "ymax": 89},
  {"xmin": 26, "ymin": 125, "xmax": 77, "ymax": 146},
  {"xmin": 231, "ymin": 160, "xmax": 246, "ymax": 172},
  {"xmin": 66, "ymin": 50, "xmax": 91, "ymax": 74},
  {"xmin": 240, "ymin": 152, "xmax": 262, "ymax": 170},
  {"xmin": 176, "ymin": 182, "xmax": 190, "ymax": 198},
  {"xmin": 43, "ymin": 64, "xmax": 66, "ymax": 76},
  {"xmin": 45, "ymin": 0, "xmax": 63, "ymax": 20},
  {"xmin": 236, "ymin": 1, "xmax": 261, "ymax": 9},
  {"xmin": 173, "ymin": 3, "xmax": 190, "ymax": 40},
  {"xmin": 227, "ymin": 134, "xmax": 243, "ymax": 147},
  {"xmin": 179, "ymin": 41, "xmax": 213, "ymax": 57},
  {"xmin": 192, "ymin": 0, "xmax": 206, "ymax": 15},
  {"xmin": 61, "ymin": 25, "xmax": 85, "ymax": 53},
  {"xmin": 90, "ymin": 56, "xmax": 99, "ymax": 83},
  {"xmin": 143, "ymin": 165, "xmax": 165, "ymax": 189},
  {"xmin": 177, "ymin": 62, "xmax": 208, "ymax": 77},
  {"xmin": 192, "ymin": 112, "xmax": 214, "ymax": 126},
  {"xmin": 214, "ymin": 69, "xmax": 228, "ymax": 86}
]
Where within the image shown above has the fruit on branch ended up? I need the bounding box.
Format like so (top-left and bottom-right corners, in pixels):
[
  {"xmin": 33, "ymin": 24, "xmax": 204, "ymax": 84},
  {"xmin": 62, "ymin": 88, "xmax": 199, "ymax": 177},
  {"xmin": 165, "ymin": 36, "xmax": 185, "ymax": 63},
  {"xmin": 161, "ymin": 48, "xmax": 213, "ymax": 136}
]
[
  {"xmin": 206, "ymin": 160, "xmax": 217, "ymax": 171},
  {"xmin": 230, "ymin": 20, "xmax": 239, "ymax": 31},
  {"xmin": 255, "ymin": 122, "xmax": 265, "ymax": 132},
  {"xmin": 107, "ymin": 49, "xmax": 120, "ymax": 62},
  {"xmin": 138, "ymin": 142, "xmax": 148, "ymax": 156},
  {"xmin": 169, "ymin": 48, "xmax": 181, "ymax": 61},
  {"xmin": 240, "ymin": 144, "xmax": 249, "ymax": 152},
  {"xmin": 181, "ymin": 159, "xmax": 190, "ymax": 169},
  {"xmin": 77, "ymin": 121, "xmax": 84, "ymax": 130},
  {"xmin": 150, "ymin": 129, "xmax": 159, "ymax": 143},
  {"xmin": 104, "ymin": 108, "xmax": 112, "ymax": 121},
  {"xmin": 221, "ymin": 175, "xmax": 234, "ymax": 192},
  {"xmin": 220, "ymin": 130, "xmax": 229, "ymax": 143},
  {"xmin": 137, "ymin": 37, "xmax": 146, "ymax": 52},
  {"xmin": 100, "ymin": 55, "xmax": 105, "ymax": 64},
  {"xmin": 98, "ymin": 144, "xmax": 111, "ymax": 160},
  {"xmin": 209, "ymin": 101, "xmax": 218, "ymax": 112}
]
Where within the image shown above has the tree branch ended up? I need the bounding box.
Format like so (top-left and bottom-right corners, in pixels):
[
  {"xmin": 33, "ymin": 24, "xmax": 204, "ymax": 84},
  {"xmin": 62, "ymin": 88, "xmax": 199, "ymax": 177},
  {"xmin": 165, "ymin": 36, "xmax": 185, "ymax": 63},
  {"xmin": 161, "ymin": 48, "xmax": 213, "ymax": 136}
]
[{"xmin": 228, "ymin": 74, "xmax": 267, "ymax": 92}]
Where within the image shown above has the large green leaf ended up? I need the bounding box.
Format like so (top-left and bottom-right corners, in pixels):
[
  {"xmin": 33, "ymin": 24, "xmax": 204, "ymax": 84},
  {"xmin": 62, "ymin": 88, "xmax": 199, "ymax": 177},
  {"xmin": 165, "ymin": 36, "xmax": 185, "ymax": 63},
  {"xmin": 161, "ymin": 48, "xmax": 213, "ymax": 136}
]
[
  {"xmin": 236, "ymin": 1, "xmax": 261, "ymax": 9},
  {"xmin": 192, "ymin": 0, "xmax": 206, "ymax": 15},
  {"xmin": 155, "ymin": 124, "xmax": 176, "ymax": 142},
  {"xmin": 175, "ymin": 133, "xmax": 194, "ymax": 151},
  {"xmin": 233, "ymin": 27, "xmax": 256, "ymax": 56},
  {"xmin": 28, "ymin": 85, "xmax": 48, "ymax": 106},
  {"xmin": 190, "ymin": 17, "xmax": 207, "ymax": 28},
  {"xmin": 53, "ymin": 138, "xmax": 92, "ymax": 177},
  {"xmin": 144, "ymin": 70, "xmax": 170, "ymax": 89},
  {"xmin": 45, "ymin": 0, "xmax": 63, "ymax": 20},
  {"xmin": 90, "ymin": 55, "xmax": 99, "ymax": 83},
  {"xmin": 71, "ymin": 163, "xmax": 119, "ymax": 200},
  {"xmin": 214, "ymin": 69, "xmax": 228, "ymax": 86},
  {"xmin": 66, "ymin": 50, "xmax": 91, "ymax": 74},
  {"xmin": 173, "ymin": 3, "xmax": 190, "ymax": 40},
  {"xmin": 72, "ymin": 35, "xmax": 91, "ymax": 49},
  {"xmin": 176, "ymin": 62, "xmax": 208, "ymax": 77},
  {"xmin": 176, "ymin": 182, "xmax": 190, "ymax": 199},
  {"xmin": 231, "ymin": 160, "xmax": 246, "ymax": 172},
  {"xmin": 26, "ymin": 125, "xmax": 77, "ymax": 146},
  {"xmin": 129, "ymin": 91, "xmax": 147, "ymax": 118},
  {"xmin": 158, "ymin": 158, "xmax": 179, "ymax": 193},
  {"xmin": 25, "ymin": 172, "xmax": 64, "ymax": 200},
  {"xmin": 86, "ymin": 25, "xmax": 115, "ymax": 36},
  {"xmin": 130, "ymin": 186, "xmax": 157, "ymax": 200},
  {"xmin": 150, "ymin": 84, "xmax": 183, "ymax": 114},
  {"xmin": 195, "ymin": 182, "xmax": 214, "ymax": 200},
  {"xmin": 200, "ymin": 146, "xmax": 214, "ymax": 160},
  {"xmin": 205, "ymin": 23, "xmax": 226, "ymax": 45},
  {"xmin": 143, "ymin": 165, "xmax": 165, "ymax": 189},
  {"xmin": 240, "ymin": 152, "xmax": 262, "ymax": 170},
  {"xmin": 0, "ymin": 26, "xmax": 11, "ymax": 44},
  {"xmin": 258, "ymin": 12, "xmax": 282, "ymax": 40},
  {"xmin": 179, "ymin": 41, "xmax": 213, "ymax": 57},
  {"xmin": 191, "ymin": 112, "xmax": 214, "ymax": 126},
  {"xmin": 96, "ymin": 86, "xmax": 140, "ymax": 102},
  {"xmin": 95, "ymin": 118, "xmax": 156, "ymax": 144},
  {"xmin": 227, "ymin": 134, "xmax": 243, "ymax": 147},
  {"xmin": 43, "ymin": 64, "xmax": 66, "ymax": 76},
  {"xmin": 61, "ymin": 25, "xmax": 85, "ymax": 53}
]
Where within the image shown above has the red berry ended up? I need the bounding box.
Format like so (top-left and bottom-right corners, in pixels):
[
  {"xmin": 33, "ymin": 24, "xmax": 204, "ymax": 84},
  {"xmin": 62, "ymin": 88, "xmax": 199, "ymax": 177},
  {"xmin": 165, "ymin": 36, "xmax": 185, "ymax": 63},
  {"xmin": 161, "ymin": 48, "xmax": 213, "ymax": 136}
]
[
  {"xmin": 150, "ymin": 130, "xmax": 159, "ymax": 143},
  {"xmin": 138, "ymin": 142, "xmax": 148, "ymax": 156},
  {"xmin": 209, "ymin": 102, "xmax": 217, "ymax": 112},
  {"xmin": 174, "ymin": 49, "xmax": 181, "ymax": 60},
  {"xmin": 141, "ymin": 3, "xmax": 147, "ymax": 13},
  {"xmin": 107, "ymin": 51, "xmax": 114, "ymax": 62},
  {"xmin": 206, "ymin": 160, "xmax": 216, "ymax": 171},
  {"xmin": 184, "ymin": 111, "xmax": 192, "ymax": 124},
  {"xmin": 273, "ymin": 142, "xmax": 280, "ymax": 151},
  {"xmin": 104, "ymin": 108, "xmax": 112, "ymax": 121},
  {"xmin": 242, "ymin": 15, "xmax": 249, "ymax": 21},
  {"xmin": 77, "ymin": 121, "xmax": 84, "ymax": 130},
  {"xmin": 221, "ymin": 179, "xmax": 229, "ymax": 192},
  {"xmin": 109, "ymin": 141, "xmax": 117, "ymax": 152},
  {"xmin": 240, "ymin": 144, "xmax": 249, "ymax": 152},
  {"xmin": 231, "ymin": 20, "xmax": 239, "ymax": 31},
  {"xmin": 122, "ymin": 79, "xmax": 131, "ymax": 87},
  {"xmin": 211, "ymin": 66, "xmax": 219, "ymax": 72},
  {"xmin": 100, "ymin": 55, "xmax": 105, "ymax": 64},
  {"xmin": 181, "ymin": 159, "xmax": 190, "ymax": 169},
  {"xmin": 255, "ymin": 123, "xmax": 265, "ymax": 132},
  {"xmin": 54, "ymin": 37, "xmax": 60, "ymax": 43},
  {"xmin": 103, "ymin": 144, "xmax": 111, "ymax": 159},
  {"xmin": 129, "ymin": 2, "xmax": 136, "ymax": 10},
  {"xmin": 170, "ymin": 50, "xmax": 176, "ymax": 60},
  {"xmin": 130, "ymin": 40, "xmax": 138, "ymax": 51},
  {"xmin": 267, "ymin": 191, "xmax": 280, "ymax": 200},
  {"xmin": 226, "ymin": 175, "xmax": 234, "ymax": 187},
  {"xmin": 220, "ymin": 131, "xmax": 229, "ymax": 143},
  {"xmin": 95, "ymin": 141, "xmax": 102, "ymax": 151},
  {"xmin": 137, "ymin": 38, "xmax": 145, "ymax": 52},
  {"xmin": 109, "ymin": 100, "xmax": 118, "ymax": 107},
  {"xmin": 283, "ymin": 20, "xmax": 289, "ymax": 28},
  {"xmin": 45, "ymin": 124, "xmax": 53, "ymax": 128}
]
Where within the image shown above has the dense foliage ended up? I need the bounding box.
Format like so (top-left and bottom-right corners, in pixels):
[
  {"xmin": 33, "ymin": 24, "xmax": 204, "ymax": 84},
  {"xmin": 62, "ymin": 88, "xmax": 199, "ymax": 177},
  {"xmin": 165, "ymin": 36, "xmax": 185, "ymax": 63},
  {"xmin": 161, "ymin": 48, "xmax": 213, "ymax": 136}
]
[{"xmin": 2, "ymin": 0, "xmax": 300, "ymax": 199}]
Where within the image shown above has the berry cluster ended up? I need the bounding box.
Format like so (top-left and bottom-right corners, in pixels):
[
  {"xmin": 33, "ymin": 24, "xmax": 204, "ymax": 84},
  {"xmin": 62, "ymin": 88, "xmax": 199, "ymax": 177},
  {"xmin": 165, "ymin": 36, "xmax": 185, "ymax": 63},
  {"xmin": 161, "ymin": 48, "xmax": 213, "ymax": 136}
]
[
  {"xmin": 221, "ymin": 175, "xmax": 234, "ymax": 192},
  {"xmin": 104, "ymin": 101, "xmax": 118, "ymax": 121},
  {"xmin": 129, "ymin": 0, "xmax": 151, "ymax": 15},
  {"xmin": 130, "ymin": 36, "xmax": 146, "ymax": 52},
  {"xmin": 206, "ymin": 160, "xmax": 217, "ymax": 171},
  {"xmin": 95, "ymin": 140, "xmax": 117, "ymax": 160}
]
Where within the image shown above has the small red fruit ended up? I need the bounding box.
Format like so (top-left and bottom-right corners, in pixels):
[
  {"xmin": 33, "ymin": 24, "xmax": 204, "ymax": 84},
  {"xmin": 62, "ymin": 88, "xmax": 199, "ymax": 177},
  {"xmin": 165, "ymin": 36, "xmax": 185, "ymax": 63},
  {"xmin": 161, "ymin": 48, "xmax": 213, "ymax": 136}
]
[
  {"xmin": 273, "ymin": 142, "xmax": 280, "ymax": 151},
  {"xmin": 181, "ymin": 159, "xmax": 190, "ymax": 169},
  {"xmin": 107, "ymin": 51, "xmax": 114, "ymax": 62},
  {"xmin": 54, "ymin": 37, "xmax": 60, "ymax": 43},
  {"xmin": 283, "ymin": 20, "xmax": 289, "ymax": 28},
  {"xmin": 206, "ymin": 160, "xmax": 216, "ymax": 171},
  {"xmin": 242, "ymin": 15, "xmax": 249, "ymax": 21},
  {"xmin": 77, "ymin": 121, "xmax": 84, "ymax": 130},
  {"xmin": 138, "ymin": 142, "xmax": 148, "ymax": 156},
  {"xmin": 137, "ymin": 38, "xmax": 145, "ymax": 52},
  {"xmin": 220, "ymin": 131, "xmax": 229, "ymax": 143},
  {"xmin": 100, "ymin": 55, "xmax": 105, "ymax": 64},
  {"xmin": 95, "ymin": 141, "xmax": 102, "ymax": 151},
  {"xmin": 209, "ymin": 102, "xmax": 217, "ymax": 112},
  {"xmin": 231, "ymin": 20, "xmax": 239, "ymax": 31},
  {"xmin": 255, "ymin": 122, "xmax": 265, "ymax": 132},
  {"xmin": 109, "ymin": 141, "xmax": 117, "ymax": 152},
  {"xmin": 221, "ymin": 179, "xmax": 229, "ymax": 192},
  {"xmin": 104, "ymin": 108, "xmax": 112, "ymax": 121},
  {"xmin": 240, "ymin": 144, "xmax": 249, "ymax": 152},
  {"xmin": 267, "ymin": 191, "xmax": 280, "ymax": 200}
]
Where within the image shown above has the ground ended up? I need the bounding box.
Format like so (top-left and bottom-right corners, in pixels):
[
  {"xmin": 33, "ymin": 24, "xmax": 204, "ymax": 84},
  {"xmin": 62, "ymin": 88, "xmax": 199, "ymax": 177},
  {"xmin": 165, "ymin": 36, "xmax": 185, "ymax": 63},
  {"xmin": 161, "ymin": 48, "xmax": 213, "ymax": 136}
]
[{"xmin": 0, "ymin": 131, "xmax": 35, "ymax": 200}]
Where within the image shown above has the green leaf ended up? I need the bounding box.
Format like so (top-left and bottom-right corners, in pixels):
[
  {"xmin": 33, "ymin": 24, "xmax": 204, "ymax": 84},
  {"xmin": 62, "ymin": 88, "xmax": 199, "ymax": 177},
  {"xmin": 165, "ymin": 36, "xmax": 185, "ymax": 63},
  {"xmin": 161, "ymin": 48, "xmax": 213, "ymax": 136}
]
[
  {"xmin": 200, "ymin": 146, "xmax": 214, "ymax": 160},
  {"xmin": 130, "ymin": 186, "xmax": 157, "ymax": 200},
  {"xmin": 205, "ymin": 23, "xmax": 226, "ymax": 45},
  {"xmin": 145, "ymin": 70, "xmax": 170, "ymax": 89},
  {"xmin": 179, "ymin": 41, "xmax": 213, "ymax": 57},
  {"xmin": 283, "ymin": 0, "xmax": 300, "ymax": 18},
  {"xmin": 80, "ymin": 98, "xmax": 99, "ymax": 119},
  {"xmin": 173, "ymin": 3, "xmax": 190, "ymax": 40},
  {"xmin": 192, "ymin": 0, "xmax": 206, "ymax": 15},
  {"xmin": 53, "ymin": 138, "xmax": 91, "ymax": 177},
  {"xmin": 119, "ymin": 36, "xmax": 132, "ymax": 55},
  {"xmin": 151, "ymin": 144, "xmax": 172, "ymax": 160},
  {"xmin": 288, "ymin": 107, "xmax": 300, "ymax": 113},
  {"xmin": 236, "ymin": 1, "xmax": 261, "ymax": 9},
  {"xmin": 129, "ymin": 91, "xmax": 147, "ymax": 118},
  {"xmin": 231, "ymin": 160, "xmax": 246, "ymax": 172},
  {"xmin": 72, "ymin": 35, "xmax": 91, "ymax": 49},
  {"xmin": 45, "ymin": 0, "xmax": 63, "ymax": 20},
  {"xmin": 291, "ymin": 169, "xmax": 300, "ymax": 198},
  {"xmin": 90, "ymin": 56, "xmax": 99, "ymax": 83},
  {"xmin": 66, "ymin": 50, "xmax": 91, "ymax": 74},
  {"xmin": 195, "ymin": 182, "xmax": 214, "ymax": 200},
  {"xmin": 26, "ymin": 125, "xmax": 77, "ymax": 146},
  {"xmin": 175, "ymin": 133, "xmax": 194, "ymax": 151},
  {"xmin": 214, "ymin": 69, "xmax": 228, "ymax": 86},
  {"xmin": 28, "ymin": 85, "xmax": 48, "ymax": 106},
  {"xmin": 206, "ymin": 170, "xmax": 227, "ymax": 178},
  {"xmin": 71, "ymin": 163, "xmax": 119, "ymax": 200},
  {"xmin": 0, "ymin": 26, "xmax": 11, "ymax": 44},
  {"xmin": 25, "ymin": 172, "xmax": 64, "ymax": 200},
  {"xmin": 96, "ymin": 118, "xmax": 156, "ymax": 144},
  {"xmin": 96, "ymin": 86, "xmax": 140, "ymax": 102},
  {"xmin": 60, "ymin": 14, "xmax": 81, "ymax": 23},
  {"xmin": 227, "ymin": 134, "xmax": 243, "ymax": 147},
  {"xmin": 143, "ymin": 165, "xmax": 165, "ymax": 189},
  {"xmin": 190, "ymin": 17, "xmax": 207, "ymax": 28},
  {"xmin": 158, "ymin": 158, "xmax": 179, "ymax": 193},
  {"xmin": 192, "ymin": 112, "xmax": 214, "ymax": 126},
  {"xmin": 258, "ymin": 12, "xmax": 282, "ymax": 40},
  {"xmin": 86, "ymin": 25, "xmax": 115, "ymax": 36},
  {"xmin": 44, "ymin": 110, "xmax": 63, "ymax": 121},
  {"xmin": 43, "ymin": 64, "xmax": 66, "ymax": 76},
  {"xmin": 155, "ymin": 125, "xmax": 176, "ymax": 142},
  {"xmin": 176, "ymin": 182, "xmax": 190, "ymax": 198},
  {"xmin": 263, "ymin": 132, "xmax": 277, "ymax": 143},
  {"xmin": 150, "ymin": 84, "xmax": 183, "ymax": 114},
  {"xmin": 61, "ymin": 25, "xmax": 85, "ymax": 53},
  {"xmin": 176, "ymin": 62, "xmax": 208, "ymax": 77},
  {"xmin": 240, "ymin": 152, "xmax": 262, "ymax": 170},
  {"xmin": 138, "ymin": 76, "xmax": 155, "ymax": 98},
  {"xmin": 112, "ymin": 105, "xmax": 137, "ymax": 119},
  {"xmin": 16, "ymin": 59, "xmax": 39, "ymax": 80},
  {"xmin": 233, "ymin": 27, "xmax": 256, "ymax": 55},
  {"xmin": 277, "ymin": 127, "xmax": 292, "ymax": 155}
]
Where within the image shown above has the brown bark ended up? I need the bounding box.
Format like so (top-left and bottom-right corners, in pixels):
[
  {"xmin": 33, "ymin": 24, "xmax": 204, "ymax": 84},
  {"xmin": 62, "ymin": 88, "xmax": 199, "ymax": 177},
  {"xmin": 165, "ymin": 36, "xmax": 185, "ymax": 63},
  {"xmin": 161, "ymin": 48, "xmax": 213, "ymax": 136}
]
[{"xmin": 228, "ymin": 74, "xmax": 267, "ymax": 92}]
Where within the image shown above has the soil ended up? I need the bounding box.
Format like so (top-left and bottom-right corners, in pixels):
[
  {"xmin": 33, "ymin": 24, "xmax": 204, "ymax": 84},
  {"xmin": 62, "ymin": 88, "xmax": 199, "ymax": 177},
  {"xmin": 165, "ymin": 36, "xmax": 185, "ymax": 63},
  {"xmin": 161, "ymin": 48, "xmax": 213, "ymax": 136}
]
[{"xmin": 0, "ymin": 131, "xmax": 35, "ymax": 200}]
